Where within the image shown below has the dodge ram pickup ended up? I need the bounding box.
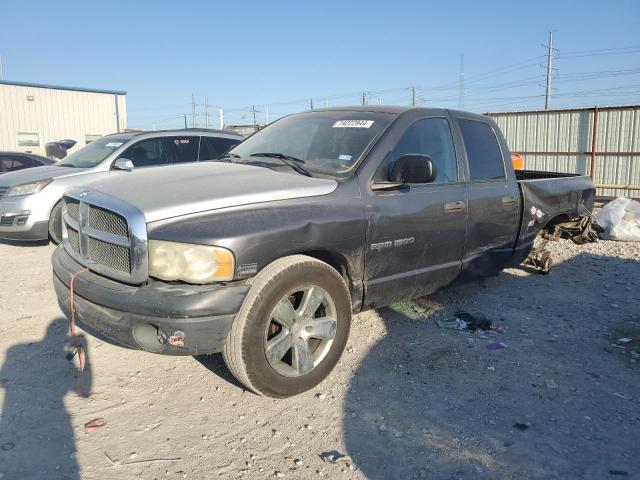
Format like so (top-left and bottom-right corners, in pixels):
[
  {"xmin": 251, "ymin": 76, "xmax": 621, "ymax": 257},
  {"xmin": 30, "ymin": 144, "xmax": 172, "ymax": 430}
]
[{"xmin": 52, "ymin": 106, "xmax": 595, "ymax": 398}]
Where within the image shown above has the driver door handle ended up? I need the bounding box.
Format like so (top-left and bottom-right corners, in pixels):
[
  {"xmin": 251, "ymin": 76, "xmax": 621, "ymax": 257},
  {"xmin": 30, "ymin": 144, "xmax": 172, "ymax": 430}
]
[{"xmin": 444, "ymin": 201, "xmax": 466, "ymax": 213}]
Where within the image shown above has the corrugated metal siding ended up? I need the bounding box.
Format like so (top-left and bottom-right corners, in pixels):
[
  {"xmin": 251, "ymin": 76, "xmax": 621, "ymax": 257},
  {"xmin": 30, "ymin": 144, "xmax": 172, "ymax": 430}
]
[
  {"xmin": 488, "ymin": 106, "xmax": 640, "ymax": 198},
  {"xmin": 0, "ymin": 84, "xmax": 127, "ymax": 156}
]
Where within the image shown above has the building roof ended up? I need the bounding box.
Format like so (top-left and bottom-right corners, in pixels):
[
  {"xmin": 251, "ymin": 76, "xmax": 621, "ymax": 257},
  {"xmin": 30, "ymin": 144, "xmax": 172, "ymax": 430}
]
[{"xmin": 0, "ymin": 80, "xmax": 126, "ymax": 95}]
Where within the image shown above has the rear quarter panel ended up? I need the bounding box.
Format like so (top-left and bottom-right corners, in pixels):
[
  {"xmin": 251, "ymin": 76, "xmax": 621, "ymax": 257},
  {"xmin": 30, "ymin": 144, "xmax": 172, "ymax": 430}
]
[{"xmin": 513, "ymin": 175, "xmax": 595, "ymax": 263}]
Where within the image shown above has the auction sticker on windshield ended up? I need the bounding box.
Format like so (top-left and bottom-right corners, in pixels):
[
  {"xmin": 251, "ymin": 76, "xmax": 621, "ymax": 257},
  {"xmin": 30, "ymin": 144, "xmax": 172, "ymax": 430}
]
[
  {"xmin": 333, "ymin": 120, "xmax": 375, "ymax": 128},
  {"xmin": 105, "ymin": 142, "xmax": 124, "ymax": 148}
]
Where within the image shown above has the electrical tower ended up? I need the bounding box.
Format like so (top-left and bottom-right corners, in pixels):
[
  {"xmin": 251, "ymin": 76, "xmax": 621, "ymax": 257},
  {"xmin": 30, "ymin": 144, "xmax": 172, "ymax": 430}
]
[{"xmin": 543, "ymin": 31, "xmax": 558, "ymax": 110}]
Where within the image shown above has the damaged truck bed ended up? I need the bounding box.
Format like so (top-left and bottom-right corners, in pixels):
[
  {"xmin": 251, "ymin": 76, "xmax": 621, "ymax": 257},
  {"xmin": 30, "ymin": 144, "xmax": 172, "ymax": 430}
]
[{"xmin": 52, "ymin": 106, "xmax": 595, "ymax": 397}]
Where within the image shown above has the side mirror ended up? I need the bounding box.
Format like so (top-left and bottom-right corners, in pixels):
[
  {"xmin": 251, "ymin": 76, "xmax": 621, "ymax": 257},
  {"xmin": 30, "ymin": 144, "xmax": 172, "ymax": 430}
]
[
  {"xmin": 389, "ymin": 154, "xmax": 436, "ymax": 184},
  {"xmin": 113, "ymin": 158, "xmax": 134, "ymax": 170}
]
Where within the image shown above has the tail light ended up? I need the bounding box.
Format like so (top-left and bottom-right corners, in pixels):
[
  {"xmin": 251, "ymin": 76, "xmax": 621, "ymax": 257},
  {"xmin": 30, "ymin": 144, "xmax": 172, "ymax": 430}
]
[{"xmin": 511, "ymin": 153, "xmax": 524, "ymax": 170}]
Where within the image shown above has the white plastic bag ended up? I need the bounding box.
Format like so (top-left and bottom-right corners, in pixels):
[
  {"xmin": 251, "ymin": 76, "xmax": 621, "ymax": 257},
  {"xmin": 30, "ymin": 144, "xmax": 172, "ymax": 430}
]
[{"xmin": 596, "ymin": 197, "xmax": 640, "ymax": 241}]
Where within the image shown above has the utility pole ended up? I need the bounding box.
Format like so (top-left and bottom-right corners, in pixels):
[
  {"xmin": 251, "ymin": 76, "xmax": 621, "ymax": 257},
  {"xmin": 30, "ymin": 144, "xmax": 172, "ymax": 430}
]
[
  {"xmin": 458, "ymin": 54, "xmax": 465, "ymax": 109},
  {"xmin": 325, "ymin": 97, "xmax": 329, "ymax": 107},
  {"xmin": 219, "ymin": 109, "xmax": 224, "ymax": 129},
  {"xmin": 543, "ymin": 30, "xmax": 557, "ymax": 110},
  {"xmin": 266, "ymin": 105, "xmax": 269, "ymax": 124},
  {"xmin": 191, "ymin": 94, "xmax": 196, "ymax": 128},
  {"xmin": 410, "ymin": 86, "xmax": 416, "ymax": 107},
  {"xmin": 362, "ymin": 92, "xmax": 367, "ymax": 106},
  {"xmin": 250, "ymin": 105, "xmax": 260, "ymax": 125},
  {"xmin": 310, "ymin": 98, "xmax": 314, "ymax": 110},
  {"xmin": 183, "ymin": 114, "xmax": 188, "ymax": 129},
  {"xmin": 204, "ymin": 96, "xmax": 209, "ymax": 129}
]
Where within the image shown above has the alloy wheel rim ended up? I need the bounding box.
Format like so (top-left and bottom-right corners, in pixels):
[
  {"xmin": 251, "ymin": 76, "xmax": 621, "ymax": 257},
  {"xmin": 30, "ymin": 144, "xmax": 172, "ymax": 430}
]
[{"xmin": 264, "ymin": 285, "xmax": 337, "ymax": 377}]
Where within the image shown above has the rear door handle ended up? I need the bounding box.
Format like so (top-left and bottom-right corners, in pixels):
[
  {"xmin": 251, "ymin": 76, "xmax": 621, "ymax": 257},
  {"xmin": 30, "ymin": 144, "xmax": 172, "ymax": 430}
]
[
  {"xmin": 444, "ymin": 201, "xmax": 466, "ymax": 213},
  {"xmin": 502, "ymin": 195, "xmax": 517, "ymax": 206}
]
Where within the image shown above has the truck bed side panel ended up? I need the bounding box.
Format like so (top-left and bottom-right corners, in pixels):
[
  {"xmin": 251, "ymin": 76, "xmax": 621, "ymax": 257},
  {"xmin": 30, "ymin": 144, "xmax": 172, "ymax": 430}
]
[{"xmin": 512, "ymin": 175, "xmax": 596, "ymax": 264}]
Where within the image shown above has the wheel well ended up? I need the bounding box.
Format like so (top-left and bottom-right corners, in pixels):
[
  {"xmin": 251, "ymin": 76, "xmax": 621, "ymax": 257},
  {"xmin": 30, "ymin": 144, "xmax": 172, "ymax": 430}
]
[{"xmin": 298, "ymin": 250, "xmax": 351, "ymax": 285}]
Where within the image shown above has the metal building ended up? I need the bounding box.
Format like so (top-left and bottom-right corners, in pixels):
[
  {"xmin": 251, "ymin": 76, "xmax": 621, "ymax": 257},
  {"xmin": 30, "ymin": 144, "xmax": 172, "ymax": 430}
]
[
  {"xmin": 487, "ymin": 105, "xmax": 640, "ymax": 199},
  {"xmin": 0, "ymin": 80, "xmax": 126, "ymax": 156}
]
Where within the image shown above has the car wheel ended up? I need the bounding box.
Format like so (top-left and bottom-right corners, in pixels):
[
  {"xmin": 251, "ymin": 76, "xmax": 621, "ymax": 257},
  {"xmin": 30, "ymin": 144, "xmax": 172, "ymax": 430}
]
[
  {"xmin": 223, "ymin": 255, "xmax": 351, "ymax": 398},
  {"xmin": 48, "ymin": 201, "xmax": 63, "ymax": 245}
]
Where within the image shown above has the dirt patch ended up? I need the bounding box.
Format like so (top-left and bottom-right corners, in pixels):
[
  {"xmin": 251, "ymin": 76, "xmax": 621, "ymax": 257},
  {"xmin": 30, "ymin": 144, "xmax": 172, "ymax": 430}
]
[{"xmin": 0, "ymin": 238, "xmax": 639, "ymax": 479}]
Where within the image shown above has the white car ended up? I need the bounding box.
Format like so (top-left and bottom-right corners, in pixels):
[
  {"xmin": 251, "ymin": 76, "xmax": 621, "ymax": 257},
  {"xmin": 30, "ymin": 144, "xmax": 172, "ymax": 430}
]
[{"xmin": 0, "ymin": 129, "xmax": 242, "ymax": 242}]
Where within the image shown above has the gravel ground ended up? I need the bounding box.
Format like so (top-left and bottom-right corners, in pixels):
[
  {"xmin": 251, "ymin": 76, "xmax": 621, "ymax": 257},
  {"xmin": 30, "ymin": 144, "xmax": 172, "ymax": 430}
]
[{"xmin": 0, "ymin": 238, "xmax": 638, "ymax": 480}]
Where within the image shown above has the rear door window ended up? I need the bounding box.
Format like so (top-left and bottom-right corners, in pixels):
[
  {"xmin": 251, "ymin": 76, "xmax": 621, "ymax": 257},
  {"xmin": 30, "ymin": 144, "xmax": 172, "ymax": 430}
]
[
  {"xmin": 0, "ymin": 156, "xmax": 11, "ymax": 172},
  {"xmin": 458, "ymin": 119, "xmax": 505, "ymax": 181},
  {"xmin": 120, "ymin": 138, "xmax": 171, "ymax": 167},
  {"xmin": 392, "ymin": 118, "xmax": 458, "ymax": 183},
  {"xmin": 168, "ymin": 136, "xmax": 200, "ymax": 163},
  {"xmin": 199, "ymin": 136, "xmax": 241, "ymax": 160},
  {"xmin": 0, "ymin": 156, "xmax": 29, "ymax": 172}
]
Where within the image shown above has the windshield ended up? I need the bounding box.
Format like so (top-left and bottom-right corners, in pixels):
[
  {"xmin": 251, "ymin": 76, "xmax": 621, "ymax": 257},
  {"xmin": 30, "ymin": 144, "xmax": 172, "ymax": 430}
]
[
  {"xmin": 58, "ymin": 135, "xmax": 132, "ymax": 168},
  {"xmin": 228, "ymin": 111, "xmax": 395, "ymax": 177}
]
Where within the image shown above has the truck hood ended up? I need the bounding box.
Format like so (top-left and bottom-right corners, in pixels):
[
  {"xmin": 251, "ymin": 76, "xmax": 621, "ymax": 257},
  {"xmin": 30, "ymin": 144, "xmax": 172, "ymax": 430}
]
[
  {"xmin": 0, "ymin": 165, "xmax": 88, "ymax": 187},
  {"xmin": 83, "ymin": 162, "xmax": 339, "ymax": 223}
]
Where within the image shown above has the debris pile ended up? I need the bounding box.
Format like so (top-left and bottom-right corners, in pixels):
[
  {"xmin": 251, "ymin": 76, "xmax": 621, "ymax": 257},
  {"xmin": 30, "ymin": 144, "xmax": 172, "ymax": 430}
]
[{"xmin": 437, "ymin": 311, "xmax": 507, "ymax": 348}]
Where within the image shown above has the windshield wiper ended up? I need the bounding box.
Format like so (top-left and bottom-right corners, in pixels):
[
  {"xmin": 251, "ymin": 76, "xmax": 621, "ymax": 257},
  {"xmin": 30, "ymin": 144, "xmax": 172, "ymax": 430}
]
[
  {"xmin": 218, "ymin": 152, "xmax": 242, "ymax": 161},
  {"xmin": 249, "ymin": 153, "xmax": 312, "ymax": 177}
]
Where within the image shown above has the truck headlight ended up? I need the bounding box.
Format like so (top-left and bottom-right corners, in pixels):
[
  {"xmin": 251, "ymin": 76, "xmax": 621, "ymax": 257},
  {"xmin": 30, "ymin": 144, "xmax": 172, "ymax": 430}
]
[
  {"xmin": 6, "ymin": 179, "xmax": 52, "ymax": 197},
  {"xmin": 148, "ymin": 240, "xmax": 235, "ymax": 284}
]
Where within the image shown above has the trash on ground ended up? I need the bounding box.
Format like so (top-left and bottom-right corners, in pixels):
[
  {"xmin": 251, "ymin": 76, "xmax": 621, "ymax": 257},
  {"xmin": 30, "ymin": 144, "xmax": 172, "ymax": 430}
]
[
  {"xmin": 455, "ymin": 311, "xmax": 491, "ymax": 331},
  {"xmin": 475, "ymin": 330, "xmax": 491, "ymax": 339},
  {"xmin": 513, "ymin": 422, "xmax": 530, "ymax": 431},
  {"xmin": 437, "ymin": 311, "xmax": 501, "ymax": 336},
  {"xmin": 596, "ymin": 197, "xmax": 640, "ymax": 242},
  {"xmin": 546, "ymin": 379, "xmax": 559, "ymax": 389},
  {"xmin": 617, "ymin": 337, "xmax": 632, "ymax": 344},
  {"xmin": 437, "ymin": 318, "xmax": 468, "ymax": 330},
  {"xmin": 612, "ymin": 392, "xmax": 633, "ymax": 401},
  {"xmin": 84, "ymin": 417, "xmax": 107, "ymax": 433},
  {"xmin": 320, "ymin": 451, "xmax": 353, "ymax": 468},
  {"xmin": 486, "ymin": 341, "xmax": 508, "ymax": 350}
]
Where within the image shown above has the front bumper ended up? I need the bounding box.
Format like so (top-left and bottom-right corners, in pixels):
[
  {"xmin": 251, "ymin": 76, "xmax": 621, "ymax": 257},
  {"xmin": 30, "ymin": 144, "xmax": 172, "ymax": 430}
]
[
  {"xmin": 0, "ymin": 194, "xmax": 48, "ymax": 241},
  {"xmin": 52, "ymin": 246, "xmax": 250, "ymax": 356}
]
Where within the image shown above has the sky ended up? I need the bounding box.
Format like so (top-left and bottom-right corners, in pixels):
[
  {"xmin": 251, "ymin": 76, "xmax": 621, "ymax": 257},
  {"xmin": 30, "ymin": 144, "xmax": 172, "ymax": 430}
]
[{"xmin": 2, "ymin": 0, "xmax": 640, "ymax": 130}]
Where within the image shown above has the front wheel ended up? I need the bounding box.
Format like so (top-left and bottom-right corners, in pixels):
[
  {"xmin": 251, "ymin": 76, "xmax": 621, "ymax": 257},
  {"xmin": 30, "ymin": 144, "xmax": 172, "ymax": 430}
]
[
  {"xmin": 223, "ymin": 255, "xmax": 352, "ymax": 398},
  {"xmin": 48, "ymin": 201, "xmax": 63, "ymax": 245}
]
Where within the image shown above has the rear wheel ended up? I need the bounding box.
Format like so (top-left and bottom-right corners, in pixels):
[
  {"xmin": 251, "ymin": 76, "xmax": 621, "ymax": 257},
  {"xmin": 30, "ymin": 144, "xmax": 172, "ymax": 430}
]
[
  {"xmin": 223, "ymin": 255, "xmax": 351, "ymax": 398},
  {"xmin": 48, "ymin": 201, "xmax": 63, "ymax": 245}
]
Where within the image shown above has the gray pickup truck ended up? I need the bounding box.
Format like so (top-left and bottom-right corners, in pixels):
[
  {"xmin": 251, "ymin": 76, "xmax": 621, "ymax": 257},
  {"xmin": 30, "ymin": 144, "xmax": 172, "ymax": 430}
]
[{"xmin": 52, "ymin": 106, "xmax": 595, "ymax": 398}]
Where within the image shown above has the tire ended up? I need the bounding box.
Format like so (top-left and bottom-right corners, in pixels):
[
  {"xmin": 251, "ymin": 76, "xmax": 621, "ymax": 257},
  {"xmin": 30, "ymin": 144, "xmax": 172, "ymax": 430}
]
[
  {"xmin": 223, "ymin": 255, "xmax": 351, "ymax": 398},
  {"xmin": 48, "ymin": 201, "xmax": 63, "ymax": 245}
]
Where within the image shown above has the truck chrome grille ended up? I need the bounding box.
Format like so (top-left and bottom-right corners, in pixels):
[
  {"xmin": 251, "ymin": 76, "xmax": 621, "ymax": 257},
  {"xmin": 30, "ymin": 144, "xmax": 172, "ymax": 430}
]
[
  {"xmin": 87, "ymin": 237, "xmax": 131, "ymax": 273},
  {"xmin": 66, "ymin": 199, "xmax": 80, "ymax": 222},
  {"xmin": 67, "ymin": 226, "xmax": 80, "ymax": 254},
  {"xmin": 88, "ymin": 206, "xmax": 128, "ymax": 237},
  {"xmin": 0, "ymin": 186, "xmax": 8, "ymax": 199},
  {"xmin": 61, "ymin": 189, "xmax": 148, "ymax": 284}
]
